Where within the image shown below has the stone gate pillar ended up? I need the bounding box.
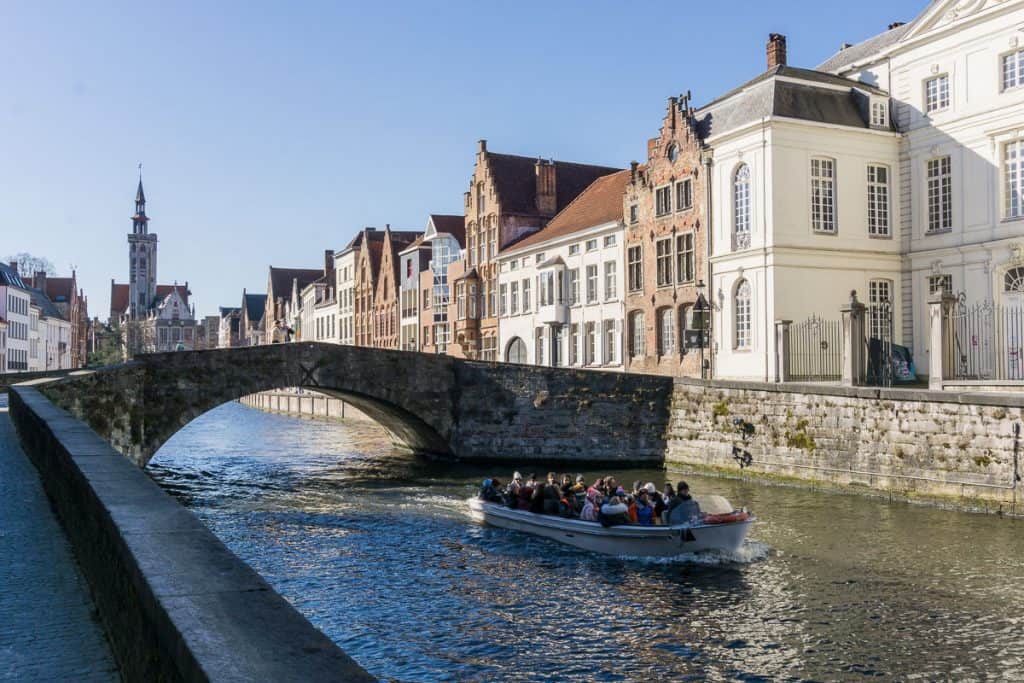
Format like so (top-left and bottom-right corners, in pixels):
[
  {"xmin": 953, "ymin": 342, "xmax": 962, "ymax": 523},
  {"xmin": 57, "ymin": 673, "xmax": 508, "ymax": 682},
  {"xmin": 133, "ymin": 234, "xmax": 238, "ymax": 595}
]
[
  {"xmin": 840, "ymin": 291, "xmax": 866, "ymax": 386},
  {"xmin": 774, "ymin": 319, "xmax": 792, "ymax": 382},
  {"xmin": 928, "ymin": 292, "xmax": 957, "ymax": 391}
]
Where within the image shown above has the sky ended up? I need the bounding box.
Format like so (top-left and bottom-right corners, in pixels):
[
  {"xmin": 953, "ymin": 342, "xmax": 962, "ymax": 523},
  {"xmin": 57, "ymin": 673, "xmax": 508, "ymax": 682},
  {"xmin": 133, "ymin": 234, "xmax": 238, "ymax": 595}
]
[{"xmin": 1, "ymin": 0, "xmax": 926, "ymax": 318}]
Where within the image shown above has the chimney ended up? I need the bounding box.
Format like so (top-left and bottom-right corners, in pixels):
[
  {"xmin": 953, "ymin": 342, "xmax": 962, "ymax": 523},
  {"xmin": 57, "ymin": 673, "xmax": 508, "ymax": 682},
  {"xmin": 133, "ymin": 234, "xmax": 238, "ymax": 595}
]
[
  {"xmin": 767, "ymin": 33, "xmax": 787, "ymax": 69},
  {"xmin": 9, "ymin": 261, "xmax": 17, "ymax": 273},
  {"xmin": 630, "ymin": 161, "xmax": 639, "ymax": 182},
  {"xmin": 33, "ymin": 270, "xmax": 46, "ymax": 291},
  {"xmin": 324, "ymin": 249, "xmax": 334, "ymax": 275},
  {"xmin": 888, "ymin": 21, "xmax": 905, "ymax": 30},
  {"xmin": 478, "ymin": 139, "xmax": 487, "ymax": 153},
  {"xmin": 535, "ymin": 159, "xmax": 556, "ymax": 215}
]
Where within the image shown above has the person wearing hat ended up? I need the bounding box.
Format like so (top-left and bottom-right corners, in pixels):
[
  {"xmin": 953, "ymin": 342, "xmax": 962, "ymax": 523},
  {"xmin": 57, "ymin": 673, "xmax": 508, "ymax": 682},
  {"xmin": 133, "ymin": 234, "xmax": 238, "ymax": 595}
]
[{"xmin": 664, "ymin": 481, "xmax": 702, "ymax": 525}]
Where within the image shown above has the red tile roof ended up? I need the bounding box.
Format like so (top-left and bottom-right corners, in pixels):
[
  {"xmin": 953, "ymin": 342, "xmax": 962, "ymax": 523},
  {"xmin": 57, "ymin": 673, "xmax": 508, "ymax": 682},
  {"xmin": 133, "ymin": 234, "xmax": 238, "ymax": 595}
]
[
  {"xmin": 430, "ymin": 214, "xmax": 466, "ymax": 246},
  {"xmin": 110, "ymin": 283, "xmax": 129, "ymax": 315},
  {"xmin": 486, "ymin": 153, "xmax": 621, "ymax": 216},
  {"xmin": 510, "ymin": 169, "xmax": 631, "ymax": 251}
]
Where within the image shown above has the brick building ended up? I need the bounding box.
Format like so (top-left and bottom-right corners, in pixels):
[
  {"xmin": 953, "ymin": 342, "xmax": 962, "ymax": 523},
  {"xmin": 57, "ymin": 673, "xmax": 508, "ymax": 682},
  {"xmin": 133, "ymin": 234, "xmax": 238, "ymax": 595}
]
[
  {"xmin": 28, "ymin": 270, "xmax": 88, "ymax": 368},
  {"xmin": 352, "ymin": 226, "xmax": 420, "ymax": 348},
  {"xmin": 451, "ymin": 140, "xmax": 619, "ymax": 360},
  {"xmin": 623, "ymin": 94, "xmax": 709, "ymax": 377},
  {"xmin": 263, "ymin": 265, "xmax": 325, "ymax": 342}
]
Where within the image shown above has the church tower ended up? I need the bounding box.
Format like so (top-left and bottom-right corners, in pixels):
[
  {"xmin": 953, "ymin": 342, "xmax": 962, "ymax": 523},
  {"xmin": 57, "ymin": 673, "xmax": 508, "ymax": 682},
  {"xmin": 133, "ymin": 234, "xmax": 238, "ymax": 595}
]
[{"xmin": 127, "ymin": 168, "xmax": 158, "ymax": 320}]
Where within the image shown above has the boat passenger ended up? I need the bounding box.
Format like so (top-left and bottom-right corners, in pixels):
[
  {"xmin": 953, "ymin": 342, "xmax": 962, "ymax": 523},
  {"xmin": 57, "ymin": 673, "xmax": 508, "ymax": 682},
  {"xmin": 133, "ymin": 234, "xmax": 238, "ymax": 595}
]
[
  {"xmin": 572, "ymin": 475, "xmax": 586, "ymax": 493},
  {"xmin": 542, "ymin": 473, "xmax": 562, "ymax": 514},
  {"xmin": 664, "ymin": 481, "xmax": 702, "ymax": 525},
  {"xmin": 603, "ymin": 477, "xmax": 619, "ymax": 497},
  {"xmin": 647, "ymin": 483, "xmax": 666, "ymax": 522},
  {"xmin": 478, "ymin": 478, "xmax": 504, "ymax": 503},
  {"xmin": 635, "ymin": 490, "xmax": 655, "ymax": 526},
  {"xmin": 599, "ymin": 495, "xmax": 631, "ymax": 527},
  {"xmin": 631, "ymin": 480, "xmax": 643, "ymax": 496},
  {"xmin": 559, "ymin": 474, "xmax": 574, "ymax": 497},
  {"xmin": 558, "ymin": 491, "xmax": 577, "ymax": 518},
  {"xmin": 508, "ymin": 472, "xmax": 523, "ymax": 496},
  {"xmin": 580, "ymin": 493, "xmax": 601, "ymax": 522},
  {"xmin": 517, "ymin": 479, "xmax": 535, "ymax": 511},
  {"xmin": 626, "ymin": 495, "xmax": 638, "ymax": 523}
]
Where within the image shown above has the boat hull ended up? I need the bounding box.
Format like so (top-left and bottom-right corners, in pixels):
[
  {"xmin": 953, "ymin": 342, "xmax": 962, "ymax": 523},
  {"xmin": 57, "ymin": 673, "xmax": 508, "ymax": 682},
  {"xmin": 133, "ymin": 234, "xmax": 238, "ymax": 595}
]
[{"xmin": 468, "ymin": 499, "xmax": 753, "ymax": 557}]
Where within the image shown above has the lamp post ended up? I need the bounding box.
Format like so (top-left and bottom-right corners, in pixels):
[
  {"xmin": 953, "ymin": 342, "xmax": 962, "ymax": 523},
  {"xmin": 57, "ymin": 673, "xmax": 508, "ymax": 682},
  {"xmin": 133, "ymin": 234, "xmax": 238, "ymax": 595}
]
[{"xmin": 695, "ymin": 279, "xmax": 709, "ymax": 380}]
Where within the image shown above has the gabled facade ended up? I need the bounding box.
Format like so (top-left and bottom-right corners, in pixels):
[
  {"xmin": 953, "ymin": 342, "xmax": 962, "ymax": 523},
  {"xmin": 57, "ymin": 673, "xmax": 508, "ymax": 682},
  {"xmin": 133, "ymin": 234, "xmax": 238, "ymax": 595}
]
[
  {"xmin": 371, "ymin": 227, "xmax": 419, "ymax": 349},
  {"xmin": 453, "ymin": 140, "xmax": 620, "ymax": 360},
  {"xmin": 418, "ymin": 214, "xmax": 464, "ymax": 354},
  {"xmin": 28, "ymin": 270, "xmax": 88, "ymax": 368},
  {"xmin": 263, "ymin": 264, "xmax": 325, "ymax": 342},
  {"xmin": 623, "ymin": 94, "xmax": 709, "ymax": 377},
  {"xmin": 218, "ymin": 306, "xmax": 241, "ymax": 348},
  {"xmin": 820, "ymin": 0, "xmax": 1024, "ymax": 374},
  {"xmin": 241, "ymin": 290, "xmax": 267, "ymax": 346},
  {"xmin": 398, "ymin": 235, "xmax": 432, "ymax": 351}
]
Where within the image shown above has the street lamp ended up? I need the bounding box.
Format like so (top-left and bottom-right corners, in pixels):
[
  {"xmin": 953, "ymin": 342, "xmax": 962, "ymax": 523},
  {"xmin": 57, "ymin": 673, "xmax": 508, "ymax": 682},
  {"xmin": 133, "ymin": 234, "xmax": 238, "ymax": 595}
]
[{"xmin": 695, "ymin": 279, "xmax": 709, "ymax": 380}]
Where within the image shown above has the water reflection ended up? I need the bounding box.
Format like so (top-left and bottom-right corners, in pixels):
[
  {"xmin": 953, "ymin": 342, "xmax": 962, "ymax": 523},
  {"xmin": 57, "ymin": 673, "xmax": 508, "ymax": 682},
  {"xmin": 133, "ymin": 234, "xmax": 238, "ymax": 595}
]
[{"xmin": 149, "ymin": 402, "xmax": 1024, "ymax": 681}]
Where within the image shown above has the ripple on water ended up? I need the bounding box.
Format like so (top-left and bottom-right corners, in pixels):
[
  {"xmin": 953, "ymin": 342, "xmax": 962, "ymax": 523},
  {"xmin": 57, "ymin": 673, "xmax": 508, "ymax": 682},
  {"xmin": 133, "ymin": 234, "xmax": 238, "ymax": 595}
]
[{"xmin": 148, "ymin": 401, "xmax": 1024, "ymax": 682}]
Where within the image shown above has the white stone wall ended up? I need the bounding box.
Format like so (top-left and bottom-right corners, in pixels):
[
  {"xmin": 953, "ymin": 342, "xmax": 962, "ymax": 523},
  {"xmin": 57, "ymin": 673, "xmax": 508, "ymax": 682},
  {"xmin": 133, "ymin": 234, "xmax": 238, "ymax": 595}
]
[{"xmin": 334, "ymin": 250, "xmax": 356, "ymax": 345}]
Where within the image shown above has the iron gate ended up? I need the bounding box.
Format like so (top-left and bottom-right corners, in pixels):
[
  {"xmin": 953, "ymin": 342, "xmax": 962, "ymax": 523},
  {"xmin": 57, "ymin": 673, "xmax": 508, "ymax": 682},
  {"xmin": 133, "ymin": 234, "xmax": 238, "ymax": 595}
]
[
  {"xmin": 788, "ymin": 315, "xmax": 842, "ymax": 381},
  {"xmin": 866, "ymin": 300, "xmax": 893, "ymax": 387},
  {"xmin": 953, "ymin": 297, "xmax": 1024, "ymax": 381}
]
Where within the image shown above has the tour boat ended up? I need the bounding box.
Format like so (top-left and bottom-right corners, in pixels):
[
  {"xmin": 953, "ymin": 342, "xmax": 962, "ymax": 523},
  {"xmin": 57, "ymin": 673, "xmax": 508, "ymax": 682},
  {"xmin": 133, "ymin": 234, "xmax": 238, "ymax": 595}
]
[{"xmin": 467, "ymin": 496, "xmax": 755, "ymax": 558}]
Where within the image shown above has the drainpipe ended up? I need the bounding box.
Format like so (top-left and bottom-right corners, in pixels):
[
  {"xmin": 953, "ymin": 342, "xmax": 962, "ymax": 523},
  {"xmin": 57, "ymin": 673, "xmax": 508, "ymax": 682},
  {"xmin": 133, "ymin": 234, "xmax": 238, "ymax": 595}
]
[
  {"xmin": 703, "ymin": 149, "xmax": 714, "ymax": 380},
  {"xmin": 762, "ymin": 116, "xmax": 770, "ymax": 383}
]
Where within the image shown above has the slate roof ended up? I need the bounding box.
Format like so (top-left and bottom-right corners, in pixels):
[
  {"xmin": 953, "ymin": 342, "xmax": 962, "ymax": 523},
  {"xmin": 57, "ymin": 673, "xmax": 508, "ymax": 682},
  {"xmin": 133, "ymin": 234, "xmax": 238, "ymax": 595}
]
[
  {"xmin": 219, "ymin": 306, "xmax": 241, "ymax": 317},
  {"xmin": 485, "ymin": 153, "xmax": 621, "ymax": 216},
  {"xmin": 28, "ymin": 288, "xmax": 65, "ymax": 320},
  {"xmin": 0, "ymin": 263, "xmax": 28, "ymax": 290},
  {"xmin": 268, "ymin": 267, "xmax": 324, "ymax": 300},
  {"xmin": 695, "ymin": 65, "xmax": 892, "ymax": 139},
  {"xmin": 430, "ymin": 214, "xmax": 466, "ymax": 246},
  {"xmin": 509, "ymin": 169, "xmax": 631, "ymax": 252},
  {"xmin": 816, "ymin": 22, "xmax": 914, "ymax": 74},
  {"xmin": 244, "ymin": 293, "xmax": 267, "ymax": 322}
]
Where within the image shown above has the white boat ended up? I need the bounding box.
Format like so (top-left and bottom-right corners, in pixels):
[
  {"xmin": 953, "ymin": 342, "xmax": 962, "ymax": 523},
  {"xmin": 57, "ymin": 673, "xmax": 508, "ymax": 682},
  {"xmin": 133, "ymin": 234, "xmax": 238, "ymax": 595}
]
[{"xmin": 467, "ymin": 496, "xmax": 755, "ymax": 558}]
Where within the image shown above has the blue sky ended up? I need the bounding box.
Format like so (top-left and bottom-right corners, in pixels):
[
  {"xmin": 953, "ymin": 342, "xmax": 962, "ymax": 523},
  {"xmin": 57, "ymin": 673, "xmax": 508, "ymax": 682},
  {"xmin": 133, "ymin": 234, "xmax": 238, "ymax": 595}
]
[{"xmin": 1, "ymin": 0, "xmax": 925, "ymax": 318}]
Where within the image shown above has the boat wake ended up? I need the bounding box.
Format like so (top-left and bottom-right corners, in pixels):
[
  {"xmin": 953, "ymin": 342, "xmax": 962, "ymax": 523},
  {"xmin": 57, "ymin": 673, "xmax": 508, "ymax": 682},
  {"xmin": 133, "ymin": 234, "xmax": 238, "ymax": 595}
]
[{"xmin": 619, "ymin": 539, "xmax": 773, "ymax": 566}]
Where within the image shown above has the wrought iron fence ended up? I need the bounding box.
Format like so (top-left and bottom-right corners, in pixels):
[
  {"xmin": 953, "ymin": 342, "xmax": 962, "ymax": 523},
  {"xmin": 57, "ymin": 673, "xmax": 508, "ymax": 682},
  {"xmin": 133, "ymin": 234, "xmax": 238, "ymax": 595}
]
[
  {"xmin": 788, "ymin": 315, "xmax": 842, "ymax": 381},
  {"xmin": 953, "ymin": 299, "xmax": 1024, "ymax": 381},
  {"xmin": 866, "ymin": 300, "xmax": 893, "ymax": 387}
]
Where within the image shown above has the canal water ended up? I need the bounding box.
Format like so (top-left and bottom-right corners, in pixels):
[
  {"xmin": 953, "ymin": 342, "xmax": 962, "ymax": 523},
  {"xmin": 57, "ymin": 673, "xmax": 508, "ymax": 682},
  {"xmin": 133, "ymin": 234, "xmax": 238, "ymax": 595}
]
[{"xmin": 149, "ymin": 401, "xmax": 1024, "ymax": 682}]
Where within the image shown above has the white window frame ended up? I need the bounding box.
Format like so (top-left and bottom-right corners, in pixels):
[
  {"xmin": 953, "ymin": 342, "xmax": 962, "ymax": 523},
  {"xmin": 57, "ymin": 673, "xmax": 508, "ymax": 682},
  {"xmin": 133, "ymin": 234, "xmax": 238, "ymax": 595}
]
[
  {"xmin": 810, "ymin": 157, "xmax": 837, "ymax": 234},
  {"xmin": 867, "ymin": 164, "xmax": 890, "ymax": 237},
  {"xmin": 926, "ymin": 155, "xmax": 953, "ymax": 234},
  {"xmin": 655, "ymin": 185, "xmax": 672, "ymax": 216},
  {"xmin": 604, "ymin": 261, "xmax": 616, "ymax": 301},
  {"xmin": 870, "ymin": 100, "xmax": 888, "ymax": 127},
  {"xmin": 627, "ymin": 245, "xmax": 643, "ymax": 292},
  {"xmin": 928, "ymin": 274, "xmax": 952, "ymax": 296},
  {"xmin": 1002, "ymin": 48, "xmax": 1024, "ymax": 92},
  {"xmin": 603, "ymin": 319, "xmax": 616, "ymax": 364},
  {"xmin": 733, "ymin": 164, "xmax": 751, "ymax": 250},
  {"xmin": 675, "ymin": 178, "xmax": 693, "ymax": 211},
  {"xmin": 734, "ymin": 279, "xmax": 752, "ymax": 350},
  {"xmin": 868, "ymin": 279, "xmax": 892, "ymax": 340},
  {"xmin": 522, "ymin": 279, "xmax": 531, "ymax": 312},
  {"xmin": 629, "ymin": 311, "xmax": 645, "ymax": 357},
  {"xmin": 675, "ymin": 233, "xmax": 694, "ymax": 284},
  {"xmin": 658, "ymin": 308, "xmax": 675, "ymax": 357},
  {"xmin": 586, "ymin": 264, "xmax": 598, "ymax": 303},
  {"xmin": 655, "ymin": 237, "xmax": 673, "ymax": 288},
  {"xmin": 568, "ymin": 269, "xmax": 580, "ymax": 305},
  {"xmin": 1005, "ymin": 140, "xmax": 1023, "ymax": 221},
  {"xmin": 925, "ymin": 74, "xmax": 950, "ymax": 113}
]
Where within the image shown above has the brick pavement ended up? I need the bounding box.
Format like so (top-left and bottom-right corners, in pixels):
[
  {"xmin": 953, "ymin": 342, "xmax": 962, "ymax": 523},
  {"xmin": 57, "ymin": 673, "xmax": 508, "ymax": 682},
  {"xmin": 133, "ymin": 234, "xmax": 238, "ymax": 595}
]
[{"xmin": 0, "ymin": 394, "xmax": 120, "ymax": 682}]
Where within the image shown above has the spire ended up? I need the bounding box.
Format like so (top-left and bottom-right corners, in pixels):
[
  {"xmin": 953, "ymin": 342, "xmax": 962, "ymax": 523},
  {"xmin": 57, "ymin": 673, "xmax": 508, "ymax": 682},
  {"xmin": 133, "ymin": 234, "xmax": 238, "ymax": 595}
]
[{"xmin": 132, "ymin": 164, "xmax": 149, "ymax": 234}]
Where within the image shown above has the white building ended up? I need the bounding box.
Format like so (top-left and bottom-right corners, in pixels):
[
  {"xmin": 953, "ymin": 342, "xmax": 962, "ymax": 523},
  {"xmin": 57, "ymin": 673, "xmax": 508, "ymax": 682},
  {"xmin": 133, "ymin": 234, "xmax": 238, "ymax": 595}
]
[
  {"xmin": 0, "ymin": 318, "xmax": 7, "ymax": 373},
  {"xmin": 1, "ymin": 263, "xmax": 33, "ymax": 372},
  {"xmin": 298, "ymin": 277, "xmax": 337, "ymax": 344},
  {"xmin": 335, "ymin": 232, "xmax": 368, "ymax": 346},
  {"xmin": 497, "ymin": 171, "xmax": 630, "ymax": 368},
  {"xmin": 29, "ymin": 288, "xmax": 72, "ymax": 369},
  {"xmin": 397, "ymin": 214, "xmax": 464, "ymax": 353},
  {"xmin": 398, "ymin": 235, "xmax": 431, "ymax": 352},
  {"xmin": 700, "ymin": 37, "xmax": 903, "ymax": 381},
  {"xmin": 819, "ymin": 0, "xmax": 1024, "ymax": 375}
]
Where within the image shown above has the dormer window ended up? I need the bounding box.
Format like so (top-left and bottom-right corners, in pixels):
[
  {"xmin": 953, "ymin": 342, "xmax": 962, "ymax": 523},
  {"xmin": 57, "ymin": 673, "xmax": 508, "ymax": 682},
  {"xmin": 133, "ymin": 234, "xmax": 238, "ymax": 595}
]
[{"xmin": 870, "ymin": 100, "xmax": 888, "ymax": 127}]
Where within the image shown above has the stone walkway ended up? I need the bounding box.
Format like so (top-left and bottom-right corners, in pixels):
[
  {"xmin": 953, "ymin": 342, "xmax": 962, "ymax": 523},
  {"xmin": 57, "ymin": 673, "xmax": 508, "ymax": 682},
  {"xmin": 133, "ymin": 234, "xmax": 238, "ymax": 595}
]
[{"xmin": 0, "ymin": 394, "xmax": 120, "ymax": 681}]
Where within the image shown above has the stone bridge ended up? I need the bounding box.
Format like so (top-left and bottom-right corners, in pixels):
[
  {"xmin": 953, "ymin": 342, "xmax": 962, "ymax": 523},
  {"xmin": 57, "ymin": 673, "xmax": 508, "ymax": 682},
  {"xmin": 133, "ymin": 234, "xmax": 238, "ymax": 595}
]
[
  {"xmin": 35, "ymin": 343, "xmax": 673, "ymax": 467},
  {"xmin": 0, "ymin": 368, "xmax": 79, "ymax": 392}
]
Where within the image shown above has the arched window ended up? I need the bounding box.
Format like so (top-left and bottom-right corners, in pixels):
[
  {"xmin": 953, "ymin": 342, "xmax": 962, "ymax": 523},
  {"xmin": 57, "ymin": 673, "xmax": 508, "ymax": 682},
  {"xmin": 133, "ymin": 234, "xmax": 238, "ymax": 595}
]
[
  {"xmin": 733, "ymin": 164, "xmax": 751, "ymax": 250},
  {"xmin": 629, "ymin": 310, "xmax": 645, "ymax": 357},
  {"xmin": 734, "ymin": 279, "xmax": 752, "ymax": 349},
  {"xmin": 505, "ymin": 335, "xmax": 528, "ymax": 362},
  {"xmin": 658, "ymin": 308, "xmax": 675, "ymax": 356},
  {"xmin": 1005, "ymin": 267, "xmax": 1024, "ymax": 293}
]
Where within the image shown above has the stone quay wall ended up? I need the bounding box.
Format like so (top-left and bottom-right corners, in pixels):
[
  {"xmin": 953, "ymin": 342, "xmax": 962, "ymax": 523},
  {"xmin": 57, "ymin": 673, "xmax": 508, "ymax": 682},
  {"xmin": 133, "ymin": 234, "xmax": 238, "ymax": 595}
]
[
  {"xmin": 668, "ymin": 378, "xmax": 1023, "ymax": 513},
  {"xmin": 8, "ymin": 385, "xmax": 375, "ymax": 683},
  {"xmin": 240, "ymin": 388, "xmax": 372, "ymax": 422}
]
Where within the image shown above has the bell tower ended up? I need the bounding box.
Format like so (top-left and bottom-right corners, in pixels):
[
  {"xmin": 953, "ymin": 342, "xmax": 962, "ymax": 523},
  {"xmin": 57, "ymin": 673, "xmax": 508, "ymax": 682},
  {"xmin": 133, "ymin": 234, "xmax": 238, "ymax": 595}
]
[{"xmin": 127, "ymin": 165, "xmax": 158, "ymax": 319}]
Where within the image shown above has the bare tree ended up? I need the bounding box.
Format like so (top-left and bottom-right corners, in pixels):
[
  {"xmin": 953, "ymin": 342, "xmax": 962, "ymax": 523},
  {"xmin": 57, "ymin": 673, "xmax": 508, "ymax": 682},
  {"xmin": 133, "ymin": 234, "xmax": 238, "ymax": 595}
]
[{"xmin": 5, "ymin": 252, "xmax": 57, "ymax": 278}]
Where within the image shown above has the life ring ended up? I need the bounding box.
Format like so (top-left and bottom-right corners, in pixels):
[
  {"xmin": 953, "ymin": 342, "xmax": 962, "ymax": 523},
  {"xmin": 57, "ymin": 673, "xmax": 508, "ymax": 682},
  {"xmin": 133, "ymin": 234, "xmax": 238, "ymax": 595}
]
[{"xmin": 702, "ymin": 511, "xmax": 749, "ymax": 525}]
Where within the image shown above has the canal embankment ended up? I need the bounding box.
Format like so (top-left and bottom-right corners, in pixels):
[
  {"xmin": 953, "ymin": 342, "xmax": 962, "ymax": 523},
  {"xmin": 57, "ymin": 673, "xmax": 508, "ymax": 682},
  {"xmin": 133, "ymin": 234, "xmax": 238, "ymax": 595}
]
[
  {"xmin": 669, "ymin": 378, "xmax": 1023, "ymax": 515},
  {"xmin": 8, "ymin": 385, "xmax": 376, "ymax": 682}
]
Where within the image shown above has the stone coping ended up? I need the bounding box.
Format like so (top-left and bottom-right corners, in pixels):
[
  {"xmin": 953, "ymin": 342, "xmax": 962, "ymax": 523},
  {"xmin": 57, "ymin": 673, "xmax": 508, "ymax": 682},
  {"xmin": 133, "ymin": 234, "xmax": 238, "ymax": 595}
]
[
  {"xmin": 8, "ymin": 386, "xmax": 375, "ymax": 683},
  {"xmin": 674, "ymin": 376, "xmax": 1024, "ymax": 408}
]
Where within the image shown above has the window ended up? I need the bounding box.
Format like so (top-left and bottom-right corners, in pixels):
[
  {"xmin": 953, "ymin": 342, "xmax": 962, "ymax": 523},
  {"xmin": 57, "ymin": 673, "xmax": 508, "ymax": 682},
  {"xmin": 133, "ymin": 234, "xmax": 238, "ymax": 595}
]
[
  {"xmin": 586, "ymin": 264, "xmax": 598, "ymax": 303},
  {"xmin": 655, "ymin": 238, "xmax": 673, "ymax": 287},
  {"xmin": 733, "ymin": 164, "xmax": 751, "ymax": 250},
  {"xmin": 627, "ymin": 246, "xmax": 643, "ymax": 292},
  {"xmin": 522, "ymin": 279, "xmax": 531, "ymax": 312},
  {"xmin": 535, "ymin": 253, "xmax": 546, "ymax": 264},
  {"xmin": 867, "ymin": 164, "xmax": 890, "ymax": 237},
  {"xmin": 535, "ymin": 328, "xmax": 545, "ymax": 366},
  {"xmin": 658, "ymin": 308, "xmax": 674, "ymax": 356},
  {"xmin": 510, "ymin": 281, "xmax": 519, "ymax": 314},
  {"xmin": 667, "ymin": 144, "xmax": 678, "ymax": 162},
  {"xmin": 477, "ymin": 183, "xmax": 486, "ymax": 215},
  {"xmin": 604, "ymin": 261, "xmax": 616, "ymax": 300},
  {"xmin": 539, "ymin": 271, "xmax": 554, "ymax": 306},
  {"xmin": 734, "ymin": 279, "xmax": 751, "ymax": 349},
  {"xmin": 629, "ymin": 205, "xmax": 638, "ymax": 223},
  {"xmin": 603, "ymin": 320, "xmax": 616, "ymax": 364},
  {"xmin": 568, "ymin": 269, "xmax": 580, "ymax": 305},
  {"xmin": 811, "ymin": 158, "xmax": 836, "ymax": 234},
  {"xmin": 928, "ymin": 274, "xmax": 952, "ymax": 296},
  {"xmin": 489, "ymin": 228, "xmax": 497, "ymax": 260},
  {"xmin": 551, "ymin": 326, "xmax": 563, "ymax": 367},
  {"xmin": 569, "ymin": 244, "xmax": 580, "ymax": 256},
  {"xmin": 423, "ymin": 289, "xmax": 431, "ymax": 309},
  {"xmin": 569, "ymin": 324, "xmax": 579, "ymax": 365},
  {"xmin": 603, "ymin": 234, "xmax": 616, "ymax": 247},
  {"xmin": 925, "ymin": 74, "xmax": 949, "ymax": 113},
  {"xmin": 676, "ymin": 233, "xmax": 694, "ymax": 284},
  {"xmin": 1003, "ymin": 49, "xmax": 1024, "ymax": 91},
  {"xmin": 468, "ymin": 284, "xmax": 478, "ymax": 319},
  {"xmin": 585, "ymin": 239, "xmax": 598, "ymax": 251},
  {"xmin": 655, "ymin": 186, "xmax": 672, "ymax": 216},
  {"xmin": 871, "ymin": 101, "xmax": 888, "ymax": 127},
  {"xmin": 509, "ymin": 260, "xmax": 518, "ymax": 271},
  {"xmin": 585, "ymin": 322, "xmax": 596, "ymax": 364},
  {"xmin": 927, "ymin": 156, "xmax": 953, "ymax": 233},
  {"xmin": 675, "ymin": 179, "xmax": 692, "ymax": 211},
  {"xmin": 1005, "ymin": 140, "xmax": 1023, "ymax": 220},
  {"xmin": 467, "ymin": 235, "xmax": 475, "ymax": 268},
  {"xmin": 499, "ymin": 284, "xmax": 508, "ymax": 316},
  {"xmin": 868, "ymin": 279, "xmax": 892, "ymax": 340},
  {"xmin": 457, "ymin": 283, "xmax": 466, "ymax": 319},
  {"xmin": 488, "ymin": 276, "xmax": 496, "ymax": 317},
  {"xmin": 1005, "ymin": 267, "xmax": 1024, "ymax": 293},
  {"xmin": 506, "ymin": 336, "xmax": 527, "ymax": 363}
]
